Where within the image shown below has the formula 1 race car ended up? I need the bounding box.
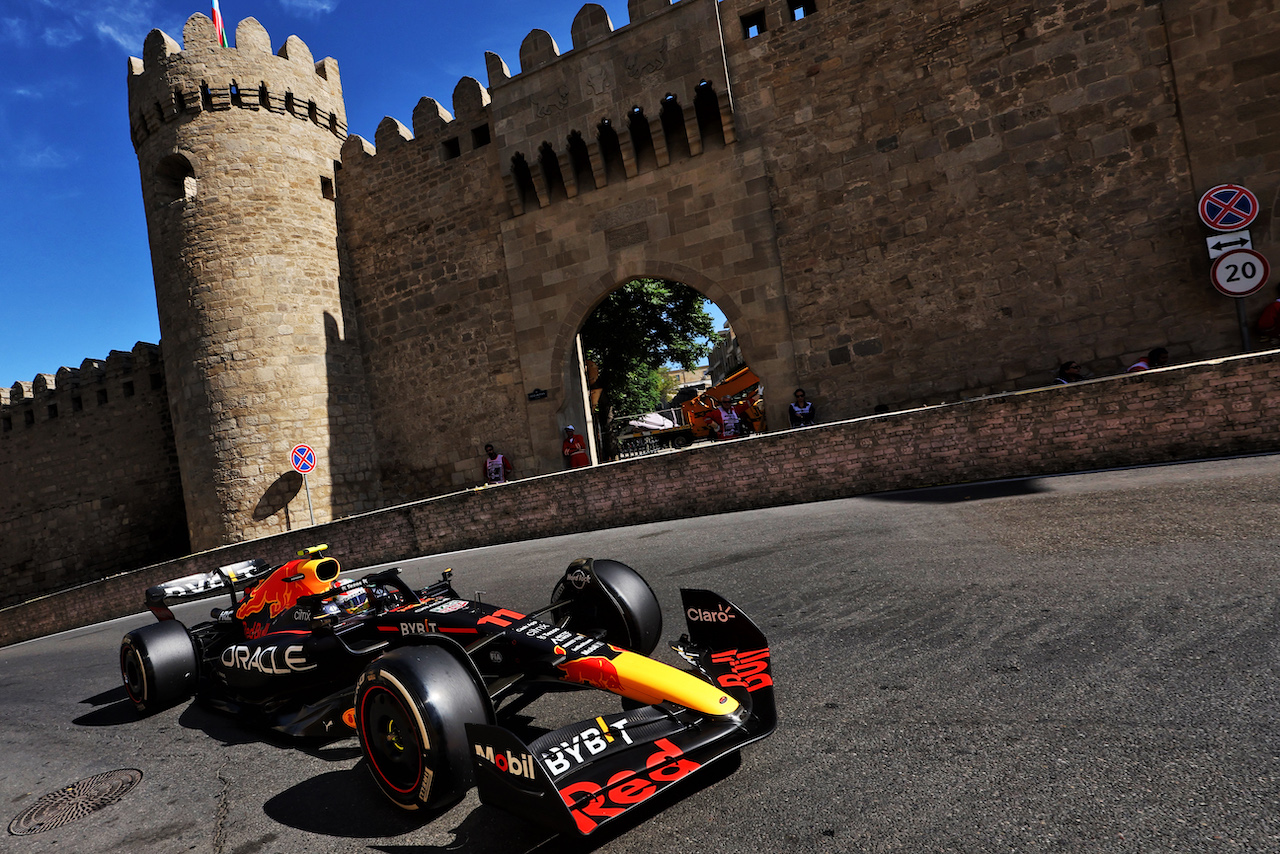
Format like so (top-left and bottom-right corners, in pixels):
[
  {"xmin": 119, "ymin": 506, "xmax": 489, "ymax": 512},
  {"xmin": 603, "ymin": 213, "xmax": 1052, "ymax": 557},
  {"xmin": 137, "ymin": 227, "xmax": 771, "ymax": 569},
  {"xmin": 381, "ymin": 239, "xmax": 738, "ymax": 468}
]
[{"xmin": 120, "ymin": 546, "xmax": 776, "ymax": 835}]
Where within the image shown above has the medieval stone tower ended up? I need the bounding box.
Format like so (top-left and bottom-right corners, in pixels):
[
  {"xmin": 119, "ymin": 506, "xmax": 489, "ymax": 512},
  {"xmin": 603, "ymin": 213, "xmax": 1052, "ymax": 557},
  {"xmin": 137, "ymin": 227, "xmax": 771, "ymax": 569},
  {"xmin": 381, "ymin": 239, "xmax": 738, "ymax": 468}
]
[{"xmin": 127, "ymin": 14, "xmax": 380, "ymax": 551}]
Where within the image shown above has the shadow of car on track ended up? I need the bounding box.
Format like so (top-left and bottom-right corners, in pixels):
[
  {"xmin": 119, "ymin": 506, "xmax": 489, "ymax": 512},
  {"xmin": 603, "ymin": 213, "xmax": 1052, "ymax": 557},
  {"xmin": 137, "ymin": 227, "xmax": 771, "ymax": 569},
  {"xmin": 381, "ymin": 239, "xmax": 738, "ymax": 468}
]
[
  {"xmin": 72, "ymin": 685, "xmax": 138, "ymax": 726},
  {"xmin": 303, "ymin": 753, "xmax": 744, "ymax": 853}
]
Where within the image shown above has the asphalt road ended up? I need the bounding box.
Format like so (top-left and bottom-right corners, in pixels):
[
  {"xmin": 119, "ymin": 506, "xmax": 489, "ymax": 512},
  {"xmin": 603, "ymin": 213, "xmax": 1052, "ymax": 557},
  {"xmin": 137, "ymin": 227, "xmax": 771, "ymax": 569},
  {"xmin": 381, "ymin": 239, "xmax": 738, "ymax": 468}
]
[{"xmin": 3, "ymin": 455, "xmax": 1280, "ymax": 853}]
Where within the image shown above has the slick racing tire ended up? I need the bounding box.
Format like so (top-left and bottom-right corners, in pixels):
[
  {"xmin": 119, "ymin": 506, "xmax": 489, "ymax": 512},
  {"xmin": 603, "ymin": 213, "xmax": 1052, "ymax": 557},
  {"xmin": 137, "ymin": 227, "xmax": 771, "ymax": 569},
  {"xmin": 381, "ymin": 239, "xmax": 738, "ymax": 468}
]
[
  {"xmin": 355, "ymin": 645, "xmax": 491, "ymax": 811},
  {"xmin": 120, "ymin": 620, "xmax": 198, "ymax": 715},
  {"xmin": 553, "ymin": 559, "xmax": 663, "ymax": 656}
]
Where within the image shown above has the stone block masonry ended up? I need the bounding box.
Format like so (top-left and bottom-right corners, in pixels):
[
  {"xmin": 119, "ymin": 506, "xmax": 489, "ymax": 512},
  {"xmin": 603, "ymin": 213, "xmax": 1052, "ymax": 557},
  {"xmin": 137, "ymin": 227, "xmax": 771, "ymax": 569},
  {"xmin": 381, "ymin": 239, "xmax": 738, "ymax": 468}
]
[
  {"xmin": 0, "ymin": 344, "xmax": 189, "ymax": 610},
  {"xmin": 5, "ymin": 351, "xmax": 1277, "ymax": 647}
]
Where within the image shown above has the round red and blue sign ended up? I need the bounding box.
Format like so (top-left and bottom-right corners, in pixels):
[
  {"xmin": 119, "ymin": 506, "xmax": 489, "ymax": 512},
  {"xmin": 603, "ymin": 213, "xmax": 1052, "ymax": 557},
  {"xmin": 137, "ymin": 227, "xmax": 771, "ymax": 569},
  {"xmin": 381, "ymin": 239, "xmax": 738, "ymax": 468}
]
[
  {"xmin": 1198, "ymin": 184, "xmax": 1259, "ymax": 232},
  {"xmin": 290, "ymin": 443, "xmax": 317, "ymax": 474}
]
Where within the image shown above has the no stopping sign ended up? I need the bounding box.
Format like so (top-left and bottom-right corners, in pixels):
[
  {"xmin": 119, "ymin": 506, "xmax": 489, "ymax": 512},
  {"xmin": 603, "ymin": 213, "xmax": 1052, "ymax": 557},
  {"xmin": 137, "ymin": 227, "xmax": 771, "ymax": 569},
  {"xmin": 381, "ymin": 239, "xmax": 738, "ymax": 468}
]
[{"xmin": 1210, "ymin": 248, "xmax": 1270, "ymax": 298}]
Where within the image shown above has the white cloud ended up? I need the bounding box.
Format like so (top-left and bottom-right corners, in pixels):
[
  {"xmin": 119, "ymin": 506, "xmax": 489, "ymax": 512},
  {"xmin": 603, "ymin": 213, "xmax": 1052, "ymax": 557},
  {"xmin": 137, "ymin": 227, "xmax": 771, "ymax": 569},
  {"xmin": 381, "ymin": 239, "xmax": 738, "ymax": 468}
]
[
  {"xmin": 0, "ymin": 0, "xmax": 169, "ymax": 53},
  {"xmin": 1, "ymin": 17, "xmax": 32, "ymax": 46},
  {"xmin": 278, "ymin": 0, "xmax": 341, "ymax": 16},
  {"xmin": 41, "ymin": 24, "xmax": 84, "ymax": 46},
  {"xmin": 19, "ymin": 146, "xmax": 71, "ymax": 170}
]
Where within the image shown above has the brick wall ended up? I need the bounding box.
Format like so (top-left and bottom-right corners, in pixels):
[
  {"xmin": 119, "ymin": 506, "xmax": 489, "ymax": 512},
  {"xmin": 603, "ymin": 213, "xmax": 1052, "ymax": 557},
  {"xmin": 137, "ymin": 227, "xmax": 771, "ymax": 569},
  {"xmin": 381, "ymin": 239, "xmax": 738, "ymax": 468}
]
[{"xmin": 5, "ymin": 350, "xmax": 1276, "ymax": 647}]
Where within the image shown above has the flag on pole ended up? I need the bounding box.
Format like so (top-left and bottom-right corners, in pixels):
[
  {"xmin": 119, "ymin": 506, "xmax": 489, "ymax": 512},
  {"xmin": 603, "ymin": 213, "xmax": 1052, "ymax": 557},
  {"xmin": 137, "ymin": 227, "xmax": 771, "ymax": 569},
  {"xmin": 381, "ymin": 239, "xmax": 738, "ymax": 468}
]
[{"xmin": 212, "ymin": 0, "xmax": 229, "ymax": 47}]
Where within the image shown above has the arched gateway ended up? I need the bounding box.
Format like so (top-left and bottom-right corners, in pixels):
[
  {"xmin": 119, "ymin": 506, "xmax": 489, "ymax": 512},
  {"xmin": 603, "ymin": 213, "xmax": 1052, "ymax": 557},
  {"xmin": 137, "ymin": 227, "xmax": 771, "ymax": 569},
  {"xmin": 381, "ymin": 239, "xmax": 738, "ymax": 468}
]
[{"xmin": 545, "ymin": 264, "xmax": 795, "ymax": 472}]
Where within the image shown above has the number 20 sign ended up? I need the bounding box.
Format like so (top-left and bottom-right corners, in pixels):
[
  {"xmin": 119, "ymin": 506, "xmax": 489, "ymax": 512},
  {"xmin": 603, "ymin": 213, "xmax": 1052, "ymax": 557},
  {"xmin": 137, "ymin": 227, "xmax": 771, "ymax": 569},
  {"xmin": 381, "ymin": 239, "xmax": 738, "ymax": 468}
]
[{"xmin": 1210, "ymin": 248, "xmax": 1270, "ymax": 298}]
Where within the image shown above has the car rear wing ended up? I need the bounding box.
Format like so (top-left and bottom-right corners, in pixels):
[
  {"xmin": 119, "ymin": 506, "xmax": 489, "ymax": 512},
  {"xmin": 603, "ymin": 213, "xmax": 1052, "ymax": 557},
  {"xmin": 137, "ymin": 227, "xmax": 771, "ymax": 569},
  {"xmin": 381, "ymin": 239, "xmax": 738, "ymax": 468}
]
[{"xmin": 143, "ymin": 558, "xmax": 273, "ymax": 616}]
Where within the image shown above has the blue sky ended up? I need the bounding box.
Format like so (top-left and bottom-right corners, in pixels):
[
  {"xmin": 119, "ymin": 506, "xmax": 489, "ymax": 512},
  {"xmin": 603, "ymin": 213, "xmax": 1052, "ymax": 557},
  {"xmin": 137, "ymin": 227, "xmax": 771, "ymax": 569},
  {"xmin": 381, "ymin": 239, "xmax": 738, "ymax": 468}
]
[{"xmin": 0, "ymin": 0, "xmax": 725, "ymax": 387}]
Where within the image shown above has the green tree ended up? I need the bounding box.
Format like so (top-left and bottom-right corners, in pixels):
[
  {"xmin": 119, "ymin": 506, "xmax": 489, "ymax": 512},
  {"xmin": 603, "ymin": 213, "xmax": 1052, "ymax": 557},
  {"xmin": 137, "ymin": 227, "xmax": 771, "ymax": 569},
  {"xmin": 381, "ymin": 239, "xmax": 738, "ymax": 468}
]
[{"xmin": 580, "ymin": 279, "xmax": 714, "ymax": 459}]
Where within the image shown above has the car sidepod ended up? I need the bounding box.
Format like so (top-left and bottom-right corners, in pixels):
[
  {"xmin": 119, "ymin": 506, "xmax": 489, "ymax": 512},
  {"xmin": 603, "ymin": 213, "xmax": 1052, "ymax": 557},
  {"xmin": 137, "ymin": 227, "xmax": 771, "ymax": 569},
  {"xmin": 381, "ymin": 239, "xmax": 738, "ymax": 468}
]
[{"xmin": 466, "ymin": 588, "xmax": 776, "ymax": 835}]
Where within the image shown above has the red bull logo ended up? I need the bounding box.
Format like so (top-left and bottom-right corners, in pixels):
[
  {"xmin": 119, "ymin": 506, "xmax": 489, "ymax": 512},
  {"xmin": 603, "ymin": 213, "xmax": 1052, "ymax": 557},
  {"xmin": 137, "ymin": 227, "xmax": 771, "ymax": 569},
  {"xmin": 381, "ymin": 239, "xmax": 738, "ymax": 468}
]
[
  {"xmin": 556, "ymin": 651, "xmax": 625, "ymax": 694},
  {"xmin": 558, "ymin": 738, "xmax": 701, "ymax": 834},
  {"xmin": 236, "ymin": 558, "xmax": 341, "ymax": 622}
]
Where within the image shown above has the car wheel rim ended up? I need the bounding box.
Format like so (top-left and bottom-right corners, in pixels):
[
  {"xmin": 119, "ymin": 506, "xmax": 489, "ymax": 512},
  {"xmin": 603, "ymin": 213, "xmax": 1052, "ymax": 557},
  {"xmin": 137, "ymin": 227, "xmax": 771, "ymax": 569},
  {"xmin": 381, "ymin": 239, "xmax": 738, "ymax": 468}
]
[
  {"xmin": 361, "ymin": 687, "xmax": 425, "ymax": 794},
  {"xmin": 122, "ymin": 648, "xmax": 146, "ymax": 702}
]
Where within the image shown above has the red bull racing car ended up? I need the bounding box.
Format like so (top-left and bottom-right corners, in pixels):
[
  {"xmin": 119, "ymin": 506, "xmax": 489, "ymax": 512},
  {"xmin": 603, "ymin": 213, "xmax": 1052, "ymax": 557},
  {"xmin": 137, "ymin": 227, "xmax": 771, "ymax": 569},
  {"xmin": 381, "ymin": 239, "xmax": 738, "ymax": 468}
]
[{"xmin": 120, "ymin": 546, "xmax": 776, "ymax": 835}]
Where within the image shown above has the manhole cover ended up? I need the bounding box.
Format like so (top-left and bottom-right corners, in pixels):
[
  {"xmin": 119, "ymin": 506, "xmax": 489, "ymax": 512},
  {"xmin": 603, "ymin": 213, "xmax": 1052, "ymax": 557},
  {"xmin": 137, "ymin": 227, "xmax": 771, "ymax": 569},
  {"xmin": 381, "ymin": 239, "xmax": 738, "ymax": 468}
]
[{"xmin": 8, "ymin": 769, "xmax": 143, "ymax": 836}]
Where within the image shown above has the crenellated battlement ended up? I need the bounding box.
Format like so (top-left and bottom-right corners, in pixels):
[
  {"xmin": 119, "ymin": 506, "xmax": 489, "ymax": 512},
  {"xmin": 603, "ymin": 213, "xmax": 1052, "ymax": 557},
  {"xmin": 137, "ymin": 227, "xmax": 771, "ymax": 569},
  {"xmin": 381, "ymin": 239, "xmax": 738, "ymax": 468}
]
[
  {"xmin": 1, "ymin": 343, "xmax": 165, "ymax": 434},
  {"xmin": 126, "ymin": 14, "xmax": 346, "ymax": 152},
  {"xmin": 339, "ymin": 0, "xmax": 736, "ymax": 216}
]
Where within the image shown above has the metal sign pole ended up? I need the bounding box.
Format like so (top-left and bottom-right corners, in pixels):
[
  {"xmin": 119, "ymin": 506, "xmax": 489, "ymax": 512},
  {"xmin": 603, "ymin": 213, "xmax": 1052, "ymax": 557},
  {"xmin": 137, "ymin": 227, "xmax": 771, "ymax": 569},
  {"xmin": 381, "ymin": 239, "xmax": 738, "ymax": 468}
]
[
  {"xmin": 1237, "ymin": 299, "xmax": 1254, "ymax": 352},
  {"xmin": 303, "ymin": 473, "xmax": 315, "ymax": 526}
]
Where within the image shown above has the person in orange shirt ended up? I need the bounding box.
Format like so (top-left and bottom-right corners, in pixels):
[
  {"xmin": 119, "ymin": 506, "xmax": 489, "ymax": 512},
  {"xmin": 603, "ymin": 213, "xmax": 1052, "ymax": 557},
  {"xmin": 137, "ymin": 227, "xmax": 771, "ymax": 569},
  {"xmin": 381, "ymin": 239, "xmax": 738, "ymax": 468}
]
[{"xmin": 562, "ymin": 425, "xmax": 590, "ymax": 468}]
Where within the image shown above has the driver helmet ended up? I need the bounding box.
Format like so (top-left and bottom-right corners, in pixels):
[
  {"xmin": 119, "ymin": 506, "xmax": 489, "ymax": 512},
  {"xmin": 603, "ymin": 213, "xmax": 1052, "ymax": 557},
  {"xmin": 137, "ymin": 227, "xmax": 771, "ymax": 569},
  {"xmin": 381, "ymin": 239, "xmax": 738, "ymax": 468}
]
[{"xmin": 324, "ymin": 582, "xmax": 370, "ymax": 617}]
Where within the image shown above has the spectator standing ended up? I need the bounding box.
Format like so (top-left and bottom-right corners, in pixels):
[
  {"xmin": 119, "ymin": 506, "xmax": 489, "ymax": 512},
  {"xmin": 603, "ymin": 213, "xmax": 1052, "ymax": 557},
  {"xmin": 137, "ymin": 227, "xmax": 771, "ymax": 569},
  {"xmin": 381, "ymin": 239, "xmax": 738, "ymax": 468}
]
[
  {"xmin": 717, "ymin": 400, "xmax": 740, "ymax": 438},
  {"xmin": 789, "ymin": 389, "xmax": 816, "ymax": 427},
  {"xmin": 562, "ymin": 425, "xmax": 590, "ymax": 468},
  {"xmin": 482, "ymin": 444, "xmax": 513, "ymax": 484},
  {"xmin": 1127, "ymin": 348, "xmax": 1169, "ymax": 373},
  {"xmin": 1055, "ymin": 361, "xmax": 1084, "ymax": 383}
]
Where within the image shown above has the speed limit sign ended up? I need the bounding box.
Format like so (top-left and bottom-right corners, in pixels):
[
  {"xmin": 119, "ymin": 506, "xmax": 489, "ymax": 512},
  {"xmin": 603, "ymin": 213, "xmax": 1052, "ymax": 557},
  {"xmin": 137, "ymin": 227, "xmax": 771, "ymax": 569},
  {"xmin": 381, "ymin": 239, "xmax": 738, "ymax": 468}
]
[{"xmin": 1210, "ymin": 248, "xmax": 1270, "ymax": 297}]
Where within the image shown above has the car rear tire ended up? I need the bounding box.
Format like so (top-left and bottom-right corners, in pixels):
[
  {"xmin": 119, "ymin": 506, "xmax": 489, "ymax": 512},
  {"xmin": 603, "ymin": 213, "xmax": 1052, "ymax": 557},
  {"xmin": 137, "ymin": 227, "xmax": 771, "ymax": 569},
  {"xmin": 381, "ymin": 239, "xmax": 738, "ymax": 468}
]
[
  {"xmin": 120, "ymin": 620, "xmax": 198, "ymax": 714},
  {"xmin": 355, "ymin": 645, "xmax": 491, "ymax": 811}
]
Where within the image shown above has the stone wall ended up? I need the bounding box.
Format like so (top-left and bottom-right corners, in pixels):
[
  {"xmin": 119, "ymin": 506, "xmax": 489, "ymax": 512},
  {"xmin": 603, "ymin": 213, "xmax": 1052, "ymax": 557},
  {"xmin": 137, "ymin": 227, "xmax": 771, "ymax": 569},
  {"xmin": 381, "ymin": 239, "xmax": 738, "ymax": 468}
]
[
  {"xmin": 0, "ymin": 344, "xmax": 188, "ymax": 610},
  {"xmin": 5, "ymin": 350, "xmax": 1276, "ymax": 647},
  {"xmin": 335, "ymin": 83, "xmax": 530, "ymax": 503},
  {"xmin": 719, "ymin": 0, "xmax": 1212, "ymax": 410}
]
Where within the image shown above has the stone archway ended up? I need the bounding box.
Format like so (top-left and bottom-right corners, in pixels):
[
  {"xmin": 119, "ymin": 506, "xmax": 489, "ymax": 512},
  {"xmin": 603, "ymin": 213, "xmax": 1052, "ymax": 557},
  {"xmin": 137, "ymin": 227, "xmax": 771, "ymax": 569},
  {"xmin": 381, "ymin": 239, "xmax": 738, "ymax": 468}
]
[{"xmin": 530, "ymin": 260, "xmax": 790, "ymax": 472}]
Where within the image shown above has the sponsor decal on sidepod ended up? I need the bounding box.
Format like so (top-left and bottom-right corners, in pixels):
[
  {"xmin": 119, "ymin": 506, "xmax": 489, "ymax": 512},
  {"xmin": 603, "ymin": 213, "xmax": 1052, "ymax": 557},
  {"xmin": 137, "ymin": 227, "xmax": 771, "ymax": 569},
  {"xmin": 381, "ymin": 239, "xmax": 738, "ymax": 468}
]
[{"xmin": 220, "ymin": 644, "xmax": 316, "ymax": 674}]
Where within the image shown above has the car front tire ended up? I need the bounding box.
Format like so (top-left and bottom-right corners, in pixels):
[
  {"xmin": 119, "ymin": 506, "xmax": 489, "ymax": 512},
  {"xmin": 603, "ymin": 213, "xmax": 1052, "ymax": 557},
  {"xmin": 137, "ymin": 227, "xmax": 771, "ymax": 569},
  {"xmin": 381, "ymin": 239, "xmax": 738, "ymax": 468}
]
[{"xmin": 355, "ymin": 645, "xmax": 490, "ymax": 811}]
